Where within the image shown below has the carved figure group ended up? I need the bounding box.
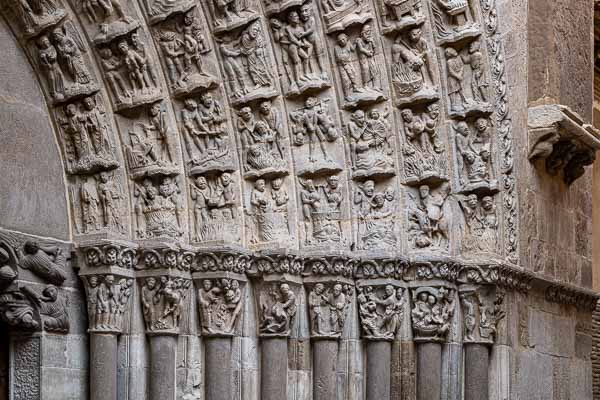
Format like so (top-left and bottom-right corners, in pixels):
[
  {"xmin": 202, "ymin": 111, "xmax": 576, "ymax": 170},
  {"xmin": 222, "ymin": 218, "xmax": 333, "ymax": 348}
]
[
  {"xmin": 157, "ymin": 9, "xmax": 216, "ymax": 93},
  {"xmin": 308, "ymin": 283, "xmax": 353, "ymax": 337},
  {"xmin": 259, "ymin": 282, "xmax": 297, "ymax": 336},
  {"xmin": 37, "ymin": 24, "xmax": 96, "ymax": 103},
  {"xmin": 401, "ymin": 104, "xmax": 446, "ymax": 182},
  {"xmin": 78, "ymin": 171, "xmax": 125, "ymax": 234},
  {"xmin": 247, "ymin": 177, "xmax": 290, "ymax": 244},
  {"xmin": 334, "ymin": 24, "xmax": 385, "ymax": 107},
  {"xmin": 460, "ymin": 288, "xmax": 504, "ymax": 343},
  {"xmin": 190, "ymin": 173, "xmax": 238, "ymax": 243},
  {"xmin": 219, "ymin": 21, "xmax": 275, "ymax": 103},
  {"xmin": 271, "ymin": 6, "xmax": 329, "ymax": 94},
  {"xmin": 347, "ymin": 108, "xmax": 394, "ymax": 177},
  {"xmin": 59, "ymin": 96, "xmax": 119, "ymax": 174},
  {"xmin": 445, "ymin": 42, "xmax": 489, "ymax": 115},
  {"xmin": 459, "ymin": 193, "xmax": 497, "ymax": 253},
  {"xmin": 197, "ymin": 278, "xmax": 243, "ymax": 335},
  {"xmin": 237, "ymin": 102, "xmax": 287, "ymax": 176},
  {"xmin": 81, "ymin": 0, "xmax": 137, "ymax": 43},
  {"xmin": 357, "ymin": 285, "xmax": 404, "ymax": 339},
  {"xmin": 320, "ymin": 0, "xmax": 370, "ymax": 33},
  {"xmin": 299, "ymin": 176, "xmax": 343, "ymax": 245},
  {"xmin": 411, "ymin": 286, "xmax": 454, "ymax": 341},
  {"xmin": 209, "ymin": 0, "xmax": 258, "ymax": 32},
  {"xmin": 85, "ymin": 274, "xmax": 133, "ymax": 331},
  {"xmin": 408, "ymin": 183, "xmax": 450, "ymax": 250},
  {"xmin": 454, "ymin": 119, "xmax": 495, "ymax": 190},
  {"xmin": 141, "ymin": 276, "xmax": 191, "ymax": 332},
  {"xmin": 134, "ymin": 177, "xmax": 184, "ymax": 239},
  {"xmin": 13, "ymin": 0, "xmax": 66, "ymax": 37},
  {"xmin": 180, "ymin": 92, "xmax": 231, "ymax": 172},
  {"xmin": 354, "ymin": 180, "xmax": 397, "ymax": 249},
  {"xmin": 431, "ymin": 0, "xmax": 479, "ymax": 43}
]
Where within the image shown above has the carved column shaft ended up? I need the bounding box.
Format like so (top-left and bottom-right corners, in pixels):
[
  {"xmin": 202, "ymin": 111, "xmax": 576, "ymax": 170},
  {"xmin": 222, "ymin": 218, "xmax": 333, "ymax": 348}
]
[
  {"xmin": 261, "ymin": 338, "xmax": 288, "ymax": 400},
  {"xmin": 416, "ymin": 342, "xmax": 442, "ymax": 400},
  {"xmin": 90, "ymin": 334, "xmax": 118, "ymax": 400},
  {"xmin": 149, "ymin": 335, "xmax": 178, "ymax": 400},
  {"xmin": 366, "ymin": 340, "xmax": 392, "ymax": 400},
  {"xmin": 205, "ymin": 338, "xmax": 233, "ymax": 400},
  {"xmin": 464, "ymin": 343, "xmax": 490, "ymax": 400},
  {"xmin": 313, "ymin": 340, "xmax": 338, "ymax": 400}
]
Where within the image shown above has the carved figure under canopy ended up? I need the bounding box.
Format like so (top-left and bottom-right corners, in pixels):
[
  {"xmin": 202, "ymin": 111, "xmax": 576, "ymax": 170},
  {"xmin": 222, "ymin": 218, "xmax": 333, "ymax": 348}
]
[
  {"xmin": 411, "ymin": 286, "xmax": 454, "ymax": 341},
  {"xmin": 134, "ymin": 177, "xmax": 184, "ymax": 239},
  {"xmin": 299, "ymin": 176, "xmax": 343, "ymax": 246}
]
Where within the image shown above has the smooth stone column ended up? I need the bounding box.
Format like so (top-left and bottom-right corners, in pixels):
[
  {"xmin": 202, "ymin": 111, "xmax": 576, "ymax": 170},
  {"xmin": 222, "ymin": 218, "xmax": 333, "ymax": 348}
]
[
  {"xmin": 261, "ymin": 338, "xmax": 288, "ymax": 400},
  {"xmin": 417, "ymin": 342, "xmax": 442, "ymax": 400},
  {"xmin": 90, "ymin": 334, "xmax": 118, "ymax": 400},
  {"xmin": 366, "ymin": 341, "xmax": 392, "ymax": 400},
  {"xmin": 313, "ymin": 340, "xmax": 338, "ymax": 400},
  {"xmin": 205, "ymin": 338, "xmax": 232, "ymax": 400},
  {"xmin": 464, "ymin": 344, "xmax": 490, "ymax": 400},
  {"xmin": 149, "ymin": 335, "xmax": 177, "ymax": 400}
]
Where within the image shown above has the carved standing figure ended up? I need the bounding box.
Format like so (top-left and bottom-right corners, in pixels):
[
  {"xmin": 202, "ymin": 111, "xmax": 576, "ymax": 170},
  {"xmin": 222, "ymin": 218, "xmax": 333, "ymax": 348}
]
[{"xmin": 37, "ymin": 35, "xmax": 65, "ymax": 100}]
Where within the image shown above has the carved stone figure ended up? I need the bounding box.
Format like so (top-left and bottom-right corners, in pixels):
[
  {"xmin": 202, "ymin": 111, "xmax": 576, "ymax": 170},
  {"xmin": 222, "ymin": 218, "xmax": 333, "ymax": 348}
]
[
  {"xmin": 134, "ymin": 177, "xmax": 184, "ymax": 239},
  {"xmin": 289, "ymin": 97, "xmax": 339, "ymax": 169},
  {"xmin": 190, "ymin": 173, "xmax": 239, "ymax": 243},
  {"xmin": 126, "ymin": 102, "xmax": 178, "ymax": 178},
  {"xmin": 379, "ymin": 0, "xmax": 424, "ymax": 33},
  {"xmin": 247, "ymin": 177, "xmax": 291, "ymax": 245},
  {"xmin": 12, "ymin": 0, "xmax": 66, "ymax": 38},
  {"xmin": 37, "ymin": 35, "xmax": 65, "ymax": 101},
  {"xmin": 408, "ymin": 183, "xmax": 450, "ymax": 250},
  {"xmin": 144, "ymin": 0, "xmax": 194, "ymax": 23},
  {"xmin": 308, "ymin": 283, "xmax": 353, "ymax": 338},
  {"xmin": 319, "ymin": 0, "xmax": 370, "ymax": 33},
  {"xmin": 459, "ymin": 288, "xmax": 504, "ymax": 343},
  {"xmin": 400, "ymin": 104, "xmax": 446, "ymax": 182},
  {"xmin": 156, "ymin": 9, "xmax": 217, "ymax": 94},
  {"xmin": 454, "ymin": 119, "xmax": 495, "ymax": 190},
  {"xmin": 141, "ymin": 276, "xmax": 191, "ymax": 333},
  {"xmin": 84, "ymin": 274, "xmax": 133, "ymax": 332},
  {"xmin": 237, "ymin": 104, "xmax": 287, "ymax": 177},
  {"xmin": 347, "ymin": 108, "xmax": 394, "ymax": 177},
  {"xmin": 430, "ymin": 0, "xmax": 479, "ymax": 43},
  {"xmin": 180, "ymin": 93, "xmax": 231, "ymax": 173},
  {"xmin": 391, "ymin": 27, "xmax": 437, "ymax": 104},
  {"xmin": 19, "ymin": 241, "xmax": 67, "ymax": 286},
  {"xmin": 209, "ymin": 0, "xmax": 258, "ymax": 32},
  {"xmin": 259, "ymin": 282, "xmax": 297, "ymax": 336},
  {"xmin": 58, "ymin": 97, "xmax": 119, "ymax": 174},
  {"xmin": 52, "ymin": 25, "xmax": 93, "ymax": 85},
  {"xmin": 354, "ymin": 180, "xmax": 398, "ymax": 249},
  {"xmin": 80, "ymin": 0, "xmax": 137, "ymax": 44},
  {"xmin": 357, "ymin": 285, "xmax": 404, "ymax": 340},
  {"xmin": 459, "ymin": 194, "xmax": 498, "ymax": 253},
  {"xmin": 411, "ymin": 286, "xmax": 454, "ymax": 341},
  {"xmin": 197, "ymin": 278, "xmax": 243, "ymax": 336},
  {"xmin": 219, "ymin": 21, "xmax": 275, "ymax": 104},
  {"xmin": 270, "ymin": 8, "xmax": 329, "ymax": 95},
  {"xmin": 464, "ymin": 40, "xmax": 488, "ymax": 103},
  {"xmin": 299, "ymin": 176, "xmax": 343, "ymax": 246}
]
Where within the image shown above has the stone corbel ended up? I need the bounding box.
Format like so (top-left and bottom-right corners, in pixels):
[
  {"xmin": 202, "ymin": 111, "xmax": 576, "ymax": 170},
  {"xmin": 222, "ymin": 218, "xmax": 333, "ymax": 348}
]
[
  {"xmin": 528, "ymin": 104, "xmax": 600, "ymax": 185},
  {"xmin": 193, "ymin": 246, "xmax": 251, "ymax": 337},
  {"xmin": 77, "ymin": 240, "xmax": 138, "ymax": 334},
  {"xmin": 136, "ymin": 243, "xmax": 193, "ymax": 336}
]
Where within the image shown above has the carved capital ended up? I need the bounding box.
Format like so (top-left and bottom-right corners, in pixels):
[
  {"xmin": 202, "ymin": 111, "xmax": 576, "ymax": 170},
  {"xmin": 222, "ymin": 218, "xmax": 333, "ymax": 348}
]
[
  {"xmin": 254, "ymin": 273, "xmax": 302, "ymax": 338},
  {"xmin": 81, "ymin": 273, "xmax": 134, "ymax": 334},
  {"xmin": 136, "ymin": 243, "xmax": 194, "ymax": 272},
  {"xmin": 354, "ymin": 256, "xmax": 408, "ymax": 280},
  {"xmin": 410, "ymin": 285, "xmax": 456, "ymax": 343},
  {"xmin": 528, "ymin": 104, "xmax": 600, "ymax": 185},
  {"xmin": 356, "ymin": 280, "xmax": 406, "ymax": 341},
  {"xmin": 78, "ymin": 240, "xmax": 139, "ymax": 273},
  {"xmin": 459, "ymin": 284, "xmax": 505, "ymax": 345},
  {"xmin": 458, "ymin": 263, "xmax": 533, "ymax": 292}
]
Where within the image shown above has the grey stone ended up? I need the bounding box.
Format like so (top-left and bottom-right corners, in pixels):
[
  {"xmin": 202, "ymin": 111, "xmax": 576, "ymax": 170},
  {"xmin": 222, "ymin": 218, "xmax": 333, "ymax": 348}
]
[
  {"xmin": 149, "ymin": 336, "xmax": 177, "ymax": 400},
  {"xmin": 261, "ymin": 338, "xmax": 288, "ymax": 400},
  {"xmin": 205, "ymin": 338, "xmax": 232, "ymax": 400},
  {"xmin": 417, "ymin": 342, "xmax": 442, "ymax": 400},
  {"xmin": 366, "ymin": 341, "xmax": 391, "ymax": 400},
  {"xmin": 464, "ymin": 344, "xmax": 489, "ymax": 400},
  {"xmin": 313, "ymin": 340, "xmax": 337, "ymax": 400},
  {"xmin": 90, "ymin": 334, "xmax": 118, "ymax": 400}
]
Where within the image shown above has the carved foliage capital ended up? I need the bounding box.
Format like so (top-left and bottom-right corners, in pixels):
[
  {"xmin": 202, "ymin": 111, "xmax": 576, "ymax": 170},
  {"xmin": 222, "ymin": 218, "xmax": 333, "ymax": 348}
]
[{"xmin": 79, "ymin": 241, "xmax": 138, "ymax": 271}]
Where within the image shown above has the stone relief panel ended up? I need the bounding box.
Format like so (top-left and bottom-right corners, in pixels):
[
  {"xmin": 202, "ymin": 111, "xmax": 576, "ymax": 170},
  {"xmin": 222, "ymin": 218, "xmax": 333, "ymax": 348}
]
[
  {"xmin": 203, "ymin": 0, "xmax": 260, "ymax": 34},
  {"xmin": 315, "ymin": 0, "xmax": 372, "ymax": 34},
  {"xmin": 375, "ymin": 0, "xmax": 425, "ymax": 35},
  {"xmin": 357, "ymin": 283, "xmax": 405, "ymax": 340},
  {"xmin": 256, "ymin": 280, "xmax": 300, "ymax": 337},
  {"xmin": 458, "ymin": 285, "xmax": 504, "ymax": 344},
  {"xmin": 427, "ymin": 0, "xmax": 481, "ymax": 45},
  {"xmin": 139, "ymin": 0, "xmax": 195, "ymax": 25},
  {"xmin": 68, "ymin": 0, "xmax": 138, "ymax": 45},
  {"xmin": 307, "ymin": 281, "xmax": 353, "ymax": 338},
  {"xmin": 196, "ymin": 276, "xmax": 245, "ymax": 336},
  {"xmin": 139, "ymin": 274, "xmax": 191, "ymax": 334},
  {"xmin": 2, "ymin": 0, "xmax": 67, "ymax": 39},
  {"xmin": 457, "ymin": 192, "xmax": 499, "ymax": 255},
  {"xmin": 82, "ymin": 274, "xmax": 134, "ymax": 332},
  {"xmin": 151, "ymin": 6, "xmax": 219, "ymax": 96},
  {"xmin": 406, "ymin": 182, "xmax": 452, "ymax": 253},
  {"xmin": 352, "ymin": 178, "xmax": 401, "ymax": 251},
  {"xmin": 410, "ymin": 285, "xmax": 455, "ymax": 342}
]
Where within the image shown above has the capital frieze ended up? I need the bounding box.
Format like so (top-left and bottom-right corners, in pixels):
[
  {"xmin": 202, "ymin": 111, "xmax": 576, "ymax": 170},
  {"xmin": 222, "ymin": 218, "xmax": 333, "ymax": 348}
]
[{"xmin": 458, "ymin": 284, "xmax": 505, "ymax": 345}]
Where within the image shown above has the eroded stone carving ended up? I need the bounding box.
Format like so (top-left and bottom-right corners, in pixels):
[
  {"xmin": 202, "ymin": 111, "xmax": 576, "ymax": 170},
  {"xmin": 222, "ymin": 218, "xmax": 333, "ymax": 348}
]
[
  {"xmin": 459, "ymin": 286, "xmax": 504, "ymax": 344},
  {"xmin": 347, "ymin": 107, "xmax": 395, "ymax": 178},
  {"xmin": 37, "ymin": 23, "xmax": 98, "ymax": 104},
  {"xmin": 308, "ymin": 282, "xmax": 353, "ymax": 338},
  {"xmin": 400, "ymin": 103, "xmax": 446, "ymax": 183},
  {"xmin": 391, "ymin": 27, "xmax": 438, "ymax": 106},
  {"xmin": 155, "ymin": 8, "xmax": 218, "ymax": 95},
  {"xmin": 333, "ymin": 24, "xmax": 386, "ymax": 108},
  {"xmin": 190, "ymin": 173, "xmax": 240, "ymax": 243},
  {"xmin": 143, "ymin": 0, "xmax": 195, "ymax": 24},
  {"xmin": 58, "ymin": 95, "xmax": 119, "ymax": 175},
  {"xmin": 378, "ymin": 0, "xmax": 425, "ymax": 34},
  {"xmin": 217, "ymin": 21, "xmax": 277, "ymax": 104},
  {"xmin": 407, "ymin": 183, "xmax": 451, "ymax": 251},
  {"xmin": 83, "ymin": 274, "xmax": 133, "ymax": 332},
  {"xmin": 134, "ymin": 176, "xmax": 184, "ymax": 239},
  {"xmin": 78, "ymin": 0, "xmax": 138, "ymax": 44},
  {"xmin": 270, "ymin": 6, "xmax": 330, "ymax": 95},
  {"xmin": 258, "ymin": 281, "xmax": 297, "ymax": 336},
  {"xmin": 430, "ymin": 0, "xmax": 480, "ymax": 44},
  {"xmin": 299, "ymin": 175, "xmax": 344, "ymax": 246},
  {"xmin": 357, "ymin": 284, "xmax": 404, "ymax": 340},
  {"xmin": 141, "ymin": 275, "xmax": 191, "ymax": 333},
  {"xmin": 246, "ymin": 177, "xmax": 292, "ymax": 246},
  {"xmin": 197, "ymin": 278, "xmax": 244, "ymax": 335},
  {"xmin": 353, "ymin": 180, "xmax": 398, "ymax": 250},
  {"xmin": 411, "ymin": 286, "xmax": 455, "ymax": 341},
  {"xmin": 454, "ymin": 118, "xmax": 496, "ymax": 191},
  {"xmin": 10, "ymin": 0, "xmax": 66, "ymax": 38},
  {"xmin": 318, "ymin": 0, "xmax": 371, "ymax": 33},
  {"xmin": 207, "ymin": 0, "xmax": 259, "ymax": 33},
  {"xmin": 236, "ymin": 102, "xmax": 288, "ymax": 178},
  {"xmin": 458, "ymin": 193, "xmax": 498, "ymax": 254}
]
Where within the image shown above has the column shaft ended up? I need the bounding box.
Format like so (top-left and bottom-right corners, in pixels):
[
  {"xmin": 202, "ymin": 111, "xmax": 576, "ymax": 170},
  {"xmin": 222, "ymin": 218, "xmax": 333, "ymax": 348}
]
[
  {"xmin": 90, "ymin": 334, "xmax": 118, "ymax": 400},
  {"xmin": 366, "ymin": 341, "xmax": 391, "ymax": 400},
  {"xmin": 205, "ymin": 338, "xmax": 232, "ymax": 400},
  {"xmin": 464, "ymin": 343, "xmax": 490, "ymax": 400},
  {"xmin": 417, "ymin": 342, "xmax": 442, "ymax": 400},
  {"xmin": 149, "ymin": 335, "xmax": 177, "ymax": 400},
  {"xmin": 261, "ymin": 338, "xmax": 288, "ymax": 400},
  {"xmin": 313, "ymin": 340, "xmax": 338, "ymax": 400}
]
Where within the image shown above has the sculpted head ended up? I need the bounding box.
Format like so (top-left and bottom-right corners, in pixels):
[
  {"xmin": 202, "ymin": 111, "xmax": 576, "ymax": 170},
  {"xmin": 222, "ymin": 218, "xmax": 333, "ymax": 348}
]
[
  {"xmin": 255, "ymin": 179, "xmax": 266, "ymax": 192},
  {"xmin": 400, "ymin": 108, "xmax": 413, "ymax": 122},
  {"xmin": 445, "ymin": 47, "xmax": 458, "ymax": 59},
  {"xmin": 240, "ymin": 106, "xmax": 252, "ymax": 121},
  {"xmin": 333, "ymin": 284, "xmax": 342, "ymax": 296},
  {"xmin": 271, "ymin": 177, "xmax": 283, "ymax": 190},
  {"xmin": 352, "ymin": 109, "xmax": 365, "ymax": 124},
  {"xmin": 482, "ymin": 196, "xmax": 494, "ymax": 210},
  {"xmin": 327, "ymin": 175, "xmax": 339, "ymax": 189},
  {"xmin": 184, "ymin": 98, "xmax": 197, "ymax": 110},
  {"xmin": 336, "ymin": 33, "xmax": 348, "ymax": 46},
  {"xmin": 23, "ymin": 241, "xmax": 40, "ymax": 255},
  {"xmin": 419, "ymin": 185, "xmax": 430, "ymax": 199},
  {"xmin": 259, "ymin": 100, "xmax": 272, "ymax": 114},
  {"xmin": 408, "ymin": 28, "xmax": 422, "ymax": 43},
  {"xmin": 466, "ymin": 193, "xmax": 478, "ymax": 208},
  {"xmin": 221, "ymin": 172, "xmax": 232, "ymax": 186},
  {"xmin": 363, "ymin": 180, "xmax": 375, "ymax": 197}
]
